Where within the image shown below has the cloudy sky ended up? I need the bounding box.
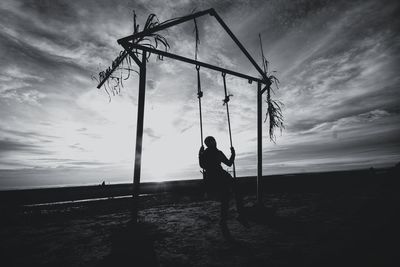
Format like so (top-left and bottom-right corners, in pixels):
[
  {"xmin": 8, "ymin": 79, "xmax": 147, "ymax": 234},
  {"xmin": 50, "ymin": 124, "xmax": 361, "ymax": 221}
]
[{"xmin": 0, "ymin": 0, "xmax": 399, "ymax": 189}]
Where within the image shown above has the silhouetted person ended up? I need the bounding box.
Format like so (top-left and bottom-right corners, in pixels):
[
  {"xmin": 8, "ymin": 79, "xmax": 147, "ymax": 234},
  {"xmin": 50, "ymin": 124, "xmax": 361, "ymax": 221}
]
[{"xmin": 199, "ymin": 136, "xmax": 248, "ymax": 229}]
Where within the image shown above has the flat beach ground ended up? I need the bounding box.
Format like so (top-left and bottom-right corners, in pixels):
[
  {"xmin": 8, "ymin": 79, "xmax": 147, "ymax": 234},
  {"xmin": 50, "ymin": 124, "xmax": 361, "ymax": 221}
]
[{"xmin": 1, "ymin": 172, "xmax": 398, "ymax": 267}]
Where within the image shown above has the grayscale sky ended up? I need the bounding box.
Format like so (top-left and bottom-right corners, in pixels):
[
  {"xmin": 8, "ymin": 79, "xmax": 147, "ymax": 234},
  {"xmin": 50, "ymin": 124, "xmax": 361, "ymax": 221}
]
[{"xmin": 0, "ymin": 0, "xmax": 399, "ymax": 189}]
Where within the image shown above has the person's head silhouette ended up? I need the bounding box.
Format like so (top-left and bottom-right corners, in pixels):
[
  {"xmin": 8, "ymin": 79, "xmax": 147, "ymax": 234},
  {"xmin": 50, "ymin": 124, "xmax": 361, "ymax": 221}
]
[{"xmin": 204, "ymin": 136, "xmax": 217, "ymax": 148}]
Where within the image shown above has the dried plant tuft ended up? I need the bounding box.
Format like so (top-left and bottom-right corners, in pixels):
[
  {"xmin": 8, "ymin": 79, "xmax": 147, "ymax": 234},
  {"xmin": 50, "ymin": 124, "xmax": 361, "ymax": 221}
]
[
  {"xmin": 259, "ymin": 34, "xmax": 284, "ymax": 142},
  {"xmin": 93, "ymin": 11, "xmax": 172, "ymax": 101}
]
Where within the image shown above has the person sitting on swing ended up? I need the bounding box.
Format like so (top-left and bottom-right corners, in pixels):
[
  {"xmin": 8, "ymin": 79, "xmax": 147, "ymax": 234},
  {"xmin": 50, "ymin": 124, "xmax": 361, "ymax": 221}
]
[{"xmin": 199, "ymin": 136, "xmax": 249, "ymax": 228}]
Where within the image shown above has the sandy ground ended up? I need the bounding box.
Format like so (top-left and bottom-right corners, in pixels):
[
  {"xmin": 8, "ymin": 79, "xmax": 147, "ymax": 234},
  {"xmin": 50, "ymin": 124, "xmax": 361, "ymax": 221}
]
[{"xmin": 1, "ymin": 179, "xmax": 398, "ymax": 267}]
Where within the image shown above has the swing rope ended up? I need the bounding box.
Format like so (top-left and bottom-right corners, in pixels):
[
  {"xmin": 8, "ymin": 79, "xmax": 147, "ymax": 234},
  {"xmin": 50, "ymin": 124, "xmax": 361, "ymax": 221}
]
[
  {"xmin": 196, "ymin": 65, "xmax": 204, "ymax": 147},
  {"xmin": 222, "ymin": 73, "xmax": 236, "ymax": 179},
  {"xmin": 196, "ymin": 65, "xmax": 208, "ymax": 190},
  {"xmin": 195, "ymin": 67, "xmax": 236, "ymax": 179}
]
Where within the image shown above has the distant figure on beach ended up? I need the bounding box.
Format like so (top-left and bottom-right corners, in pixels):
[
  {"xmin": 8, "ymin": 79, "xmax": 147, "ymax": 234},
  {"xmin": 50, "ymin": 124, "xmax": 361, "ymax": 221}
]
[{"xmin": 199, "ymin": 136, "xmax": 248, "ymax": 229}]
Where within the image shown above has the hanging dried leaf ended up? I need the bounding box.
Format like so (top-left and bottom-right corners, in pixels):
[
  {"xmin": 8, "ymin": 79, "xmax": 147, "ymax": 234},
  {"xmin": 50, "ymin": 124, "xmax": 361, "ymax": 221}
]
[
  {"xmin": 95, "ymin": 10, "xmax": 174, "ymax": 100},
  {"xmin": 259, "ymin": 34, "xmax": 285, "ymax": 142}
]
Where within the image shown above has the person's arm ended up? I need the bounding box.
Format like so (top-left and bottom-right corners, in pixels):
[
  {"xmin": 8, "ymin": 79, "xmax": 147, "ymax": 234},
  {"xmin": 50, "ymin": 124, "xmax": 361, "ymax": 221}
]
[
  {"xmin": 198, "ymin": 146, "xmax": 205, "ymax": 169},
  {"xmin": 220, "ymin": 147, "xmax": 235, "ymax": 167}
]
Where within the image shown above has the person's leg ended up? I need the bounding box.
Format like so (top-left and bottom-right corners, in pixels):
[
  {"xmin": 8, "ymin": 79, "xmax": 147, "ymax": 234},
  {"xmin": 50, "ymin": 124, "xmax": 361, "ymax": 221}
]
[
  {"xmin": 233, "ymin": 177, "xmax": 244, "ymax": 215},
  {"xmin": 223, "ymin": 172, "xmax": 244, "ymax": 215},
  {"xmin": 226, "ymin": 173, "xmax": 249, "ymax": 227},
  {"xmin": 220, "ymin": 181, "xmax": 230, "ymax": 224}
]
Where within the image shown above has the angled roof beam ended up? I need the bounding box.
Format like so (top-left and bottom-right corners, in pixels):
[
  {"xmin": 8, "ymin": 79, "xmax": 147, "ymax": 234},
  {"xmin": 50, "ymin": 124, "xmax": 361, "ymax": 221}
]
[
  {"xmin": 128, "ymin": 43, "xmax": 267, "ymax": 84},
  {"xmin": 117, "ymin": 9, "xmax": 214, "ymax": 45},
  {"xmin": 209, "ymin": 10, "xmax": 270, "ymax": 85},
  {"xmin": 118, "ymin": 8, "xmax": 270, "ymax": 86}
]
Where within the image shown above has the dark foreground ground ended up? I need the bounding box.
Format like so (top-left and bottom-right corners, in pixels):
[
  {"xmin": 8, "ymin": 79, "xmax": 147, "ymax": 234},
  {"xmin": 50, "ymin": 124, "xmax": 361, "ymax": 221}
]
[{"xmin": 0, "ymin": 169, "xmax": 399, "ymax": 267}]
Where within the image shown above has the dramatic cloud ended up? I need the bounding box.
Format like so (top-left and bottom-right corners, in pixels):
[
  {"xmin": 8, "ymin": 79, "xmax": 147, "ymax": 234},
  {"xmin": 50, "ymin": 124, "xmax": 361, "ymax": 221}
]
[{"xmin": 0, "ymin": 0, "xmax": 399, "ymax": 189}]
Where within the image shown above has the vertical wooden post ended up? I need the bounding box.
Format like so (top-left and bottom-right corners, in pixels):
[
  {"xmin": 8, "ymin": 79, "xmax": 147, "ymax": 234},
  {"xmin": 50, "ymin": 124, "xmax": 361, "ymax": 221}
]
[
  {"xmin": 257, "ymin": 82, "xmax": 263, "ymax": 205},
  {"xmin": 132, "ymin": 51, "xmax": 147, "ymax": 222}
]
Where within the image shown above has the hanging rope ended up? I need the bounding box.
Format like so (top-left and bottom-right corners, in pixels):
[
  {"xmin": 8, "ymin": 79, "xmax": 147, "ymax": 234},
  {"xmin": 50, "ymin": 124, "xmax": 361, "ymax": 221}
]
[
  {"xmin": 222, "ymin": 73, "xmax": 236, "ymax": 179},
  {"xmin": 197, "ymin": 65, "xmax": 208, "ymax": 191},
  {"xmin": 193, "ymin": 18, "xmax": 200, "ymax": 61},
  {"xmin": 197, "ymin": 65, "xmax": 204, "ymax": 146}
]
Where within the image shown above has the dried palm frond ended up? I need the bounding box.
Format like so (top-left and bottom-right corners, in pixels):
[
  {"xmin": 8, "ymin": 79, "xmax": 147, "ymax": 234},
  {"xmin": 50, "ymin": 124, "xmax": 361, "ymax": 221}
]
[
  {"xmin": 95, "ymin": 10, "xmax": 173, "ymax": 101},
  {"xmin": 259, "ymin": 34, "xmax": 284, "ymax": 142}
]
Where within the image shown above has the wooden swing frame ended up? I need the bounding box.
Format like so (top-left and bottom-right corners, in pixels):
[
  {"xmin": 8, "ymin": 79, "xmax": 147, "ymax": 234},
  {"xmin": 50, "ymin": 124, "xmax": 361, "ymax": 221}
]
[{"xmin": 97, "ymin": 8, "xmax": 271, "ymax": 221}]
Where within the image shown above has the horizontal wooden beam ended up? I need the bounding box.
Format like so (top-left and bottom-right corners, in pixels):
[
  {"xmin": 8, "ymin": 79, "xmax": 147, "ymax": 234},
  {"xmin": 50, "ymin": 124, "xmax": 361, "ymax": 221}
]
[{"xmin": 126, "ymin": 43, "xmax": 267, "ymax": 84}]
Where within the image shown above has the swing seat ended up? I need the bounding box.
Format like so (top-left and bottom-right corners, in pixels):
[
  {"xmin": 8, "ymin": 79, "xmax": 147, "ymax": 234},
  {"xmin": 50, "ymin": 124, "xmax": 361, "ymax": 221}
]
[
  {"xmin": 201, "ymin": 170, "xmax": 219, "ymax": 197},
  {"xmin": 201, "ymin": 169, "xmax": 232, "ymax": 199}
]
